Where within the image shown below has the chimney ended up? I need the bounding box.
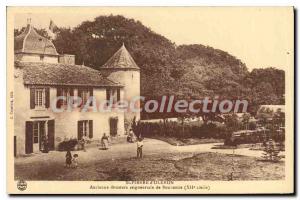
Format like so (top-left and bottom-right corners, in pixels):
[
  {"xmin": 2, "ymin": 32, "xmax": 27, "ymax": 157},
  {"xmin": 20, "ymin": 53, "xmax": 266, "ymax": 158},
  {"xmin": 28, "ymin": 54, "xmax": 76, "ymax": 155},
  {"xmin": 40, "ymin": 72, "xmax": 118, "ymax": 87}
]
[{"xmin": 58, "ymin": 54, "xmax": 75, "ymax": 65}]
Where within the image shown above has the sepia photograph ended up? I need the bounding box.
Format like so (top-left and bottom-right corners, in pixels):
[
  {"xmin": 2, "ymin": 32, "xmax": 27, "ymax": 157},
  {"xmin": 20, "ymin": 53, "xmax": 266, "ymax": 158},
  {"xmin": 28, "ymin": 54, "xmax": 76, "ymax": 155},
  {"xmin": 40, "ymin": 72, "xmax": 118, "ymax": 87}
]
[{"xmin": 6, "ymin": 6, "xmax": 294, "ymax": 194}]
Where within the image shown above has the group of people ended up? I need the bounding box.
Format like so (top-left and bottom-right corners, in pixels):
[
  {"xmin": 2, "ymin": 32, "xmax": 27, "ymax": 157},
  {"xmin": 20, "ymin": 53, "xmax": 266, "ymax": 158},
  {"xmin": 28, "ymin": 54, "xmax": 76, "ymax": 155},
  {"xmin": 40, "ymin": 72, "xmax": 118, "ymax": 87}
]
[
  {"xmin": 65, "ymin": 130, "xmax": 145, "ymax": 168},
  {"xmin": 65, "ymin": 150, "xmax": 79, "ymax": 168}
]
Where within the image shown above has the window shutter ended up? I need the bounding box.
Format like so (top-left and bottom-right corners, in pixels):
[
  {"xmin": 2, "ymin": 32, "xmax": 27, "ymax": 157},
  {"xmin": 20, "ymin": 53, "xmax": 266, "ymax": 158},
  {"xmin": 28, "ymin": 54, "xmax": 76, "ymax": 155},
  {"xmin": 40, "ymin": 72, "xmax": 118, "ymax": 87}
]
[
  {"xmin": 89, "ymin": 88, "xmax": 93, "ymax": 106},
  {"xmin": 25, "ymin": 121, "xmax": 33, "ymax": 154},
  {"xmin": 117, "ymin": 89, "xmax": 120, "ymax": 101},
  {"xmin": 30, "ymin": 88, "xmax": 35, "ymax": 109},
  {"xmin": 106, "ymin": 88, "xmax": 110, "ymax": 106},
  {"xmin": 45, "ymin": 88, "xmax": 50, "ymax": 108},
  {"xmin": 69, "ymin": 88, "xmax": 74, "ymax": 106},
  {"xmin": 39, "ymin": 121, "xmax": 46, "ymax": 150},
  {"xmin": 77, "ymin": 121, "xmax": 83, "ymax": 140},
  {"xmin": 47, "ymin": 120, "xmax": 55, "ymax": 150},
  {"xmin": 70, "ymin": 88, "xmax": 74, "ymax": 97},
  {"xmin": 56, "ymin": 88, "xmax": 62, "ymax": 108},
  {"xmin": 78, "ymin": 88, "xmax": 82, "ymax": 107},
  {"xmin": 88, "ymin": 120, "xmax": 93, "ymax": 138},
  {"xmin": 106, "ymin": 89, "xmax": 110, "ymax": 101}
]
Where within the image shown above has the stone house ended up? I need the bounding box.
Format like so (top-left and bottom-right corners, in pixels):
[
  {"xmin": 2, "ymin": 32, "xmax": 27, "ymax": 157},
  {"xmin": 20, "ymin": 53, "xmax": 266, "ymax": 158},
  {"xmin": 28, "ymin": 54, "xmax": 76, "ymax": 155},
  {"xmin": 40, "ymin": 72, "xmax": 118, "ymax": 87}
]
[{"xmin": 14, "ymin": 22, "xmax": 140, "ymax": 156}]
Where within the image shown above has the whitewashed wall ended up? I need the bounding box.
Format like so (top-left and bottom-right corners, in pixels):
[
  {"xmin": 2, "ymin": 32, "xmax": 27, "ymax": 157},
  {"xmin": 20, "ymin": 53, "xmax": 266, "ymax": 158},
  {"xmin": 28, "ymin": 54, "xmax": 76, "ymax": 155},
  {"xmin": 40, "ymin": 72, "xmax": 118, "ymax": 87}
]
[
  {"xmin": 14, "ymin": 69, "xmax": 125, "ymax": 156},
  {"xmin": 15, "ymin": 54, "xmax": 58, "ymax": 63},
  {"xmin": 104, "ymin": 69, "xmax": 141, "ymax": 122}
]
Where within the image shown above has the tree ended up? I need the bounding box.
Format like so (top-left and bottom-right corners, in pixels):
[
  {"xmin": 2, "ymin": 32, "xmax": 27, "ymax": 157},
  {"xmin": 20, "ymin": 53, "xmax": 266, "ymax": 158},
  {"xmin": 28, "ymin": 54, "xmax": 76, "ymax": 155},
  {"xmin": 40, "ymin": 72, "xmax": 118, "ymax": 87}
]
[
  {"xmin": 273, "ymin": 108, "xmax": 285, "ymax": 128},
  {"xmin": 248, "ymin": 121, "xmax": 257, "ymax": 130},
  {"xmin": 261, "ymin": 139, "xmax": 281, "ymax": 162},
  {"xmin": 14, "ymin": 27, "xmax": 51, "ymax": 39},
  {"xmin": 244, "ymin": 68, "xmax": 285, "ymax": 105},
  {"xmin": 242, "ymin": 113, "xmax": 251, "ymax": 130},
  {"xmin": 224, "ymin": 113, "xmax": 240, "ymax": 133},
  {"xmin": 257, "ymin": 107, "xmax": 273, "ymax": 125},
  {"xmin": 25, "ymin": 14, "xmax": 285, "ymax": 121}
]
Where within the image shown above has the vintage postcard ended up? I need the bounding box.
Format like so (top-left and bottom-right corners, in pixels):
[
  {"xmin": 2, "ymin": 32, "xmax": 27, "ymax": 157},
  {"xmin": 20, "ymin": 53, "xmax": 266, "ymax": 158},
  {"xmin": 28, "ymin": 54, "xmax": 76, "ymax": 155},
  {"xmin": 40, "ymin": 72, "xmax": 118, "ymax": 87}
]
[{"xmin": 7, "ymin": 7, "xmax": 294, "ymax": 194}]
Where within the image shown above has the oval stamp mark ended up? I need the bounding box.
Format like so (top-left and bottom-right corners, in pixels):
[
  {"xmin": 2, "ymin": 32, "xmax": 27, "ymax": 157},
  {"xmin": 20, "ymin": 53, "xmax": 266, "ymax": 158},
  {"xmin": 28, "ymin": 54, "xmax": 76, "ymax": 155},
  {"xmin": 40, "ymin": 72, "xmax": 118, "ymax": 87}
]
[{"xmin": 17, "ymin": 180, "xmax": 27, "ymax": 191}]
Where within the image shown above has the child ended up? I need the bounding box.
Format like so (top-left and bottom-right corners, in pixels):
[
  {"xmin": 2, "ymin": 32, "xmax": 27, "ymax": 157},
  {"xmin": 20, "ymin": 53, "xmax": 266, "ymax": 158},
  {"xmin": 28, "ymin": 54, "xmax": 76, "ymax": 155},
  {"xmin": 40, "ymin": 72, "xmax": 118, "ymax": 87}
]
[
  {"xmin": 72, "ymin": 154, "xmax": 79, "ymax": 168},
  {"xmin": 137, "ymin": 137, "xmax": 144, "ymax": 159},
  {"xmin": 127, "ymin": 129, "xmax": 134, "ymax": 143},
  {"xmin": 65, "ymin": 150, "xmax": 72, "ymax": 168}
]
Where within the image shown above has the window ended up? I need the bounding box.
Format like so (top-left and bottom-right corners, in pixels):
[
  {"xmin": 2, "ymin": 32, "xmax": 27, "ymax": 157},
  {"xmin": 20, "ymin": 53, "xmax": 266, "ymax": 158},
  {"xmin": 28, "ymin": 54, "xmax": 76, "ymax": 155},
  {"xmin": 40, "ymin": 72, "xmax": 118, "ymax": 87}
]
[
  {"xmin": 81, "ymin": 90, "xmax": 89, "ymax": 105},
  {"xmin": 78, "ymin": 88, "xmax": 93, "ymax": 106},
  {"xmin": 61, "ymin": 88, "xmax": 72, "ymax": 106},
  {"xmin": 81, "ymin": 120, "xmax": 89, "ymax": 137},
  {"xmin": 30, "ymin": 88, "xmax": 49, "ymax": 109},
  {"xmin": 56, "ymin": 87, "xmax": 74, "ymax": 108},
  {"xmin": 35, "ymin": 89, "xmax": 45, "ymax": 107},
  {"xmin": 40, "ymin": 55, "xmax": 44, "ymax": 61},
  {"xmin": 32, "ymin": 121, "xmax": 45, "ymax": 144},
  {"xmin": 33, "ymin": 122, "xmax": 39, "ymax": 143},
  {"xmin": 78, "ymin": 120, "xmax": 93, "ymax": 140},
  {"xmin": 106, "ymin": 88, "xmax": 120, "ymax": 104},
  {"xmin": 61, "ymin": 89, "xmax": 69, "ymax": 106}
]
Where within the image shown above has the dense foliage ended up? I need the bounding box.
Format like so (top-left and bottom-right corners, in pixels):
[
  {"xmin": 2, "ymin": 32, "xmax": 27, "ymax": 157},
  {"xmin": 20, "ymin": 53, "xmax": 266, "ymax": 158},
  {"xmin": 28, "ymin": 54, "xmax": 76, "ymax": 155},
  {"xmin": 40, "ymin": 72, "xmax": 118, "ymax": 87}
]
[
  {"xmin": 14, "ymin": 15, "xmax": 285, "ymax": 119},
  {"xmin": 132, "ymin": 120, "xmax": 229, "ymax": 139},
  {"xmin": 261, "ymin": 139, "xmax": 282, "ymax": 162}
]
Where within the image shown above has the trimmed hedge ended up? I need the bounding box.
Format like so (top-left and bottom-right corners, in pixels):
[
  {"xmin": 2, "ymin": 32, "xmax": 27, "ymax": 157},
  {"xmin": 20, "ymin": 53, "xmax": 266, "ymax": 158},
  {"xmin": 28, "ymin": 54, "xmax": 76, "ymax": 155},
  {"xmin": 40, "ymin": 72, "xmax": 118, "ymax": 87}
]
[{"xmin": 133, "ymin": 121, "xmax": 229, "ymax": 139}]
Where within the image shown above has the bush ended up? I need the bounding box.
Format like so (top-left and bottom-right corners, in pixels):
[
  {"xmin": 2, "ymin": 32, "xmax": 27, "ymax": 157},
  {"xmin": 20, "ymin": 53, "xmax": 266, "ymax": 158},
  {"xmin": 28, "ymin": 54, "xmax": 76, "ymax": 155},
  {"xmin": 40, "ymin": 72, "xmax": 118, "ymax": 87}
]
[
  {"xmin": 224, "ymin": 137, "xmax": 237, "ymax": 146},
  {"xmin": 58, "ymin": 139, "xmax": 78, "ymax": 151},
  {"xmin": 249, "ymin": 121, "xmax": 257, "ymax": 130},
  {"xmin": 261, "ymin": 139, "xmax": 281, "ymax": 162}
]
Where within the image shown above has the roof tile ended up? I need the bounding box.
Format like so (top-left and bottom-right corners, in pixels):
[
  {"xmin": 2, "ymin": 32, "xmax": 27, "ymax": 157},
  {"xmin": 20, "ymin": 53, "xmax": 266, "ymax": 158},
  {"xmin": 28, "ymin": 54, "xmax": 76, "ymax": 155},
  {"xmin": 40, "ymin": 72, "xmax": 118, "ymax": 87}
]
[
  {"xmin": 14, "ymin": 25, "xmax": 58, "ymax": 56},
  {"xmin": 101, "ymin": 44, "xmax": 139, "ymax": 70},
  {"xmin": 15, "ymin": 62, "xmax": 122, "ymax": 87}
]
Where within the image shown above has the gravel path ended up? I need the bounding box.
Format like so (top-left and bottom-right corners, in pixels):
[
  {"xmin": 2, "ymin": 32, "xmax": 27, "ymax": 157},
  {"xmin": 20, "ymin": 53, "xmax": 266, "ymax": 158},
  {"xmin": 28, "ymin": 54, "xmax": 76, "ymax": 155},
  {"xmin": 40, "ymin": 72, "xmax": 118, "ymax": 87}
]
[
  {"xmin": 15, "ymin": 138, "xmax": 268, "ymax": 165},
  {"xmin": 14, "ymin": 138, "xmax": 284, "ymax": 181}
]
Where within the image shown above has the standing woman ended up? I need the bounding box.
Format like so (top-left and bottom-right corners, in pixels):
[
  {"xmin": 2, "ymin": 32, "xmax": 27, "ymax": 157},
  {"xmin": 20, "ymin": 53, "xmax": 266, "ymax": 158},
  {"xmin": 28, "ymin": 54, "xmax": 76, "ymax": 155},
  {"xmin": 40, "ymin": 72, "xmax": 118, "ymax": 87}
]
[
  {"xmin": 43, "ymin": 136, "xmax": 49, "ymax": 153},
  {"xmin": 101, "ymin": 133, "xmax": 109, "ymax": 150},
  {"xmin": 65, "ymin": 150, "xmax": 72, "ymax": 168}
]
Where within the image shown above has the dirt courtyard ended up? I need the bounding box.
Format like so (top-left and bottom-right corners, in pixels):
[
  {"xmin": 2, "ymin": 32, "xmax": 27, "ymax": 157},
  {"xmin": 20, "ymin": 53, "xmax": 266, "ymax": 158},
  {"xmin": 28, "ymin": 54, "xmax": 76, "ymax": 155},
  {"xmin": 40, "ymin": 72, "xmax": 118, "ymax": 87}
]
[{"xmin": 14, "ymin": 138, "xmax": 284, "ymax": 181}]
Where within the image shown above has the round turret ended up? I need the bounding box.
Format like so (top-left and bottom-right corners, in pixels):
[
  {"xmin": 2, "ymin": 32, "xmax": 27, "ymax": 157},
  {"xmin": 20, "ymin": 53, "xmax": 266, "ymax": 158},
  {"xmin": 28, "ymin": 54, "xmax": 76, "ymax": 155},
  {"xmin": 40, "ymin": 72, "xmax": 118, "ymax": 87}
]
[{"xmin": 99, "ymin": 44, "xmax": 140, "ymax": 122}]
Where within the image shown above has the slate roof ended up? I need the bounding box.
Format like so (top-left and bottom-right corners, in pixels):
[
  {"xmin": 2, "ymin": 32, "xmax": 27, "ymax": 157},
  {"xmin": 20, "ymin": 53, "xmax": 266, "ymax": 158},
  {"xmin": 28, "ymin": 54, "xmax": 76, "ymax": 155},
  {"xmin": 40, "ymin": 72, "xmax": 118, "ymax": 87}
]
[
  {"xmin": 101, "ymin": 44, "xmax": 139, "ymax": 70},
  {"xmin": 15, "ymin": 62, "xmax": 122, "ymax": 87},
  {"xmin": 14, "ymin": 24, "xmax": 58, "ymax": 56}
]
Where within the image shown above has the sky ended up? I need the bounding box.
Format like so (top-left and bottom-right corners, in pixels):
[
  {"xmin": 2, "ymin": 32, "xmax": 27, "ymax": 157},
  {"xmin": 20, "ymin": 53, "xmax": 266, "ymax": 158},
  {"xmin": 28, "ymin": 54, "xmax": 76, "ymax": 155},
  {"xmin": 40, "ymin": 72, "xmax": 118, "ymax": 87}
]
[{"xmin": 13, "ymin": 7, "xmax": 293, "ymax": 71}]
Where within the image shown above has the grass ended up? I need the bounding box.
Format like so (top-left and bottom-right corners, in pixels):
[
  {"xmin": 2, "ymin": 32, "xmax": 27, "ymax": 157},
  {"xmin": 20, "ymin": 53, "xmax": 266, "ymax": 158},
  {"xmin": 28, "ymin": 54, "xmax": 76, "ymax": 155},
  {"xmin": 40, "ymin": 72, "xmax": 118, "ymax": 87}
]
[
  {"xmin": 15, "ymin": 152, "xmax": 284, "ymax": 181},
  {"xmin": 148, "ymin": 136, "xmax": 223, "ymax": 146}
]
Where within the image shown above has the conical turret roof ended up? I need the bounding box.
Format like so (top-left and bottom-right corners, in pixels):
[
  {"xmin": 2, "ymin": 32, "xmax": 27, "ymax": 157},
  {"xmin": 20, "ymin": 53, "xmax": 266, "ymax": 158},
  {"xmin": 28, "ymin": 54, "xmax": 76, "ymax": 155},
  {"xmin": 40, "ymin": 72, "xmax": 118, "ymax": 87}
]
[
  {"xmin": 14, "ymin": 24, "xmax": 58, "ymax": 56},
  {"xmin": 101, "ymin": 44, "xmax": 139, "ymax": 70}
]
